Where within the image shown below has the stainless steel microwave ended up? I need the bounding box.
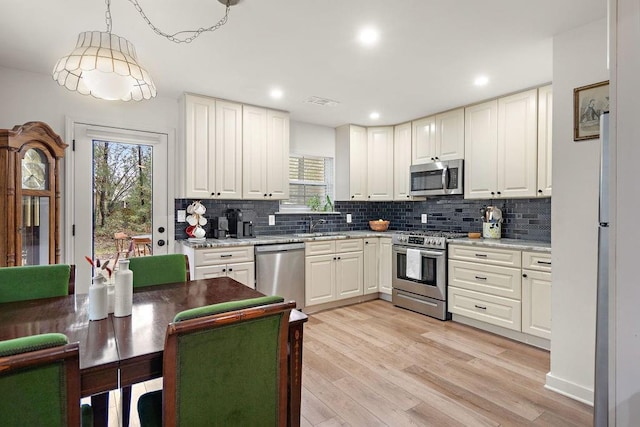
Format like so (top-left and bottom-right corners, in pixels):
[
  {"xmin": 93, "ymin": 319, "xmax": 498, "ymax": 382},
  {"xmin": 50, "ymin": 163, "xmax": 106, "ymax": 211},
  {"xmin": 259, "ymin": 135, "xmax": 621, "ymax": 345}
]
[{"xmin": 409, "ymin": 159, "xmax": 463, "ymax": 196}]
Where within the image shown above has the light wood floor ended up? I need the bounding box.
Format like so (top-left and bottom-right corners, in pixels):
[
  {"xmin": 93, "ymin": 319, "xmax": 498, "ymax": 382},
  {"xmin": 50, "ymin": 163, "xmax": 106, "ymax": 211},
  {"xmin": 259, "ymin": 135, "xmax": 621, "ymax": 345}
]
[{"xmin": 103, "ymin": 299, "xmax": 592, "ymax": 426}]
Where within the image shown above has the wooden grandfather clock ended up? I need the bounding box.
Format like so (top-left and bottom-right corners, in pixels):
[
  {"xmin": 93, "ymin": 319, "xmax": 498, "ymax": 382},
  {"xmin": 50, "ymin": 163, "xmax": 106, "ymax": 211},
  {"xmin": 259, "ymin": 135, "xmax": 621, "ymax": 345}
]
[{"xmin": 0, "ymin": 122, "xmax": 68, "ymax": 266}]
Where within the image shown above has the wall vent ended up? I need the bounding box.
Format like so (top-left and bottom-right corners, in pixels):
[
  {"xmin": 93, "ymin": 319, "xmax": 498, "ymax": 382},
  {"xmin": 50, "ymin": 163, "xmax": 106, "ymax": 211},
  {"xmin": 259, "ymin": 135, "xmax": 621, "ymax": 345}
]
[{"xmin": 304, "ymin": 96, "xmax": 340, "ymax": 107}]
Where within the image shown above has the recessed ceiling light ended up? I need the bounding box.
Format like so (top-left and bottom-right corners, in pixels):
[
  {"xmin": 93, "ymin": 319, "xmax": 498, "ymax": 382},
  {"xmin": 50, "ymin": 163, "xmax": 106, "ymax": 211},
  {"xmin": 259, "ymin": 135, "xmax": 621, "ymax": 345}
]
[
  {"xmin": 270, "ymin": 88, "xmax": 283, "ymax": 99},
  {"xmin": 370, "ymin": 112, "xmax": 380, "ymax": 120},
  {"xmin": 358, "ymin": 27, "xmax": 379, "ymax": 46},
  {"xmin": 474, "ymin": 76, "xmax": 489, "ymax": 86}
]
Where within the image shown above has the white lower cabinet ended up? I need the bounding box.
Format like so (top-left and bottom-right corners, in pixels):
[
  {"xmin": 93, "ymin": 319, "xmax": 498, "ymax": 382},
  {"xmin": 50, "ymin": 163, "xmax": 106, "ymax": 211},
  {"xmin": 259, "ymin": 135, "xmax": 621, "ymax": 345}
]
[
  {"xmin": 448, "ymin": 244, "xmax": 551, "ymax": 342},
  {"xmin": 379, "ymin": 237, "xmax": 393, "ymax": 295},
  {"xmin": 522, "ymin": 251, "xmax": 552, "ymax": 339},
  {"xmin": 180, "ymin": 244, "xmax": 255, "ymax": 289},
  {"xmin": 363, "ymin": 238, "xmax": 380, "ymax": 295},
  {"xmin": 305, "ymin": 239, "xmax": 363, "ymax": 307}
]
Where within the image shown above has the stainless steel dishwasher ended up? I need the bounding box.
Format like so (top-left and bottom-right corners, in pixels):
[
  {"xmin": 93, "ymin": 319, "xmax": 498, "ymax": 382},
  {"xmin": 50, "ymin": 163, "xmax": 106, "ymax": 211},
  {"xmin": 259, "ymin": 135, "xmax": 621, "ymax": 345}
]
[{"xmin": 255, "ymin": 243, "xmax": 305, "ymax": 310}]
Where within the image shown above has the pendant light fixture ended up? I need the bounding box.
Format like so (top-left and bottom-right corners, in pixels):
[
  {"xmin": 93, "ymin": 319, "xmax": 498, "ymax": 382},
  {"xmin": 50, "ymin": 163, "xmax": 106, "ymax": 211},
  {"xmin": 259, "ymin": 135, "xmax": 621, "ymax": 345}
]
[{"xmin": 52, "ymin": 0, "xmax": 238, "ymax": 101}]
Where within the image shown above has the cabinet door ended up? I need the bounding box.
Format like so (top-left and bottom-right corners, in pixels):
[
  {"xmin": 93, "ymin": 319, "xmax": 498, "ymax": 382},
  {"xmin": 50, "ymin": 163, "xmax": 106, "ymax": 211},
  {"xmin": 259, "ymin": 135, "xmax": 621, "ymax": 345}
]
[
  {"xmin": 393, "ymin": 122, "xmax": 413, "ymax": 200},
  {"xmin": 227, "ymin": 261, "xmax": 255, "ymax": 289},
  {"xmin": 266, "ymin": 109, "xmax": 290, "ymax": 199},
  {"xmin": 537, "ymin": 85, "xmax": 553, "ymax": 197},
  {"xmin": 379, "ymin": 237, "xmax": 393, "ymax": 295},
  {"xmin": 522, "ymin": 269, "xmax": 552, "ymax": 339},
  {"xmin": 215, "ymin": 100, "xmax": 243, "ymax": 199},
  {"xmin": 412, "ymin": 116, "xmax": 436, "ymax": 164},
  {"xmin": 363, "ymin": 238, "xmax": 379, "ymax": 295},
  {"xmin": 367, "ymin": 127, "xmax": 394, "ymax": 201},
  {"xmin": 242, "ymin": 105, "xmax": 267, "ymax": 198},
  {"xmin": 436, "ymin": 108, "xmax": 465, "ymax": 161},
  {"xmin": 497, "ymin": 89, "xmax": 538, "ymax": 198},
  {"xmin": 305, "ymin": 254, "xmax": 335, "ymax": 306},
  {"xmin": 349, "ymin": 126, "xmax": 368, "ymax": 201},
  {"xmin": 464, "ymin": 100, "xmax": 498, "ymax": 199},
  {"xmin": 194, "ymin": 264, "xmax": 227, "ymax": 280},
  {"xmin": 336, "ymin": 251, "xmax": 364, "ymax": 300},
  {"xmin": 184, "ymin": 94, "xmax": 216, "ymax": 198}
]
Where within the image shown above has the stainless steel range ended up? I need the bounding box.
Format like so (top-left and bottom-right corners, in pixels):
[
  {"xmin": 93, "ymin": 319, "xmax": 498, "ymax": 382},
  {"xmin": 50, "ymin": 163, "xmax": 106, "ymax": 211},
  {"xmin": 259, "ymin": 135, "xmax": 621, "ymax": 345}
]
[{"xmin": 391, "ymin": 230, "xmax": 466, "ymax": 320}]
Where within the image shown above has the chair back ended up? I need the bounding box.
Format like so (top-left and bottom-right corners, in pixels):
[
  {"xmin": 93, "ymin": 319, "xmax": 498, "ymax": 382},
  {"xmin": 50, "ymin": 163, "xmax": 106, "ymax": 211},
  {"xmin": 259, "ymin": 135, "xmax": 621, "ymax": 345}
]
[
  {"xmin": 0, "ymin": 264, "xmax": 74, "ymax": 303},
  {"xmin": 128, "ymin": 254, "xmax": 190, "ymax": 288},
  {"xmin": 0, "ymin": 333, "xmax": 81, "ymax": 426},
  {"xmin": 163, "ymin": 296, "xmax": 292, "ymax": 426}
]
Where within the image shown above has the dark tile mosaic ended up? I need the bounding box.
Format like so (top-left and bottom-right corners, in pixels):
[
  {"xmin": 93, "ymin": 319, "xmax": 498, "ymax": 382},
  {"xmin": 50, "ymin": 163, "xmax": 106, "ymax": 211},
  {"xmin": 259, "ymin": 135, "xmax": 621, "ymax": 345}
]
[{"xmin": 175, "ymin": 196, "xmax": 551, "ymax": 242}]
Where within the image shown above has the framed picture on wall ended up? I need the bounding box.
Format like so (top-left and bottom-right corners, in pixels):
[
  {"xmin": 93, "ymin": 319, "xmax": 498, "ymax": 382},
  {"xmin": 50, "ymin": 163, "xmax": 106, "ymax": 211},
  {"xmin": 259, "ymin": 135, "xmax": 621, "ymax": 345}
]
[{"xmin": 574, "ymin": 80, "xmax": 609, "ymax": 141}]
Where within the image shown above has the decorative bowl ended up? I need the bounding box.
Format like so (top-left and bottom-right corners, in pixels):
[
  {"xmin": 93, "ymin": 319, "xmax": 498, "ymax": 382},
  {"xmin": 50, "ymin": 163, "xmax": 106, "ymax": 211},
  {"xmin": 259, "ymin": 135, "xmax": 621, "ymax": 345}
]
[{"xmin": 369, "ymin": 220, "xmax": 390, "ymax": 231}]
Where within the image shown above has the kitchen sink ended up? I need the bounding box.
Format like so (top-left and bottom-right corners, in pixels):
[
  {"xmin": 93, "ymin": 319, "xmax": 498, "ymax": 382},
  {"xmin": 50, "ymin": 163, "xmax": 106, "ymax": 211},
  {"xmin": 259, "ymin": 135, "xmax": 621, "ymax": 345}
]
[{"xmin": 293, "ymin": 232, "xmax": 346, "ymax": 238}]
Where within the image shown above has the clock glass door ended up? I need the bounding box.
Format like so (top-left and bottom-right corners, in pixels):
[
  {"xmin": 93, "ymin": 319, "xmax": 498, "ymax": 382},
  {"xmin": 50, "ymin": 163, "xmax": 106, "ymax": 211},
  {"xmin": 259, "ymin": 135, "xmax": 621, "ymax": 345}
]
[{"xmin": 19, "ymin": 146, "xmax": 53, "ymax": 265}]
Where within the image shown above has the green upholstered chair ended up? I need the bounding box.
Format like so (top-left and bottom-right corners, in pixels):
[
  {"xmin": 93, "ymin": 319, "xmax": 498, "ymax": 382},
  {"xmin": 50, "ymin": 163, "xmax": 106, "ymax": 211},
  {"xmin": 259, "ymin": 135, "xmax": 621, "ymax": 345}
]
[
  {"xmin": 0, "ymin": 333, "xmax": 92, "ymax": 427},
  {"xmin": 137, "ymin": 295, "xmax": 293, "ymax": 427},
  {"xmin": 0, "ymin": 264, "xmax": 75, "ymax": 303},
  {"xmin": 128, "ymin": 254, "xmax": 190, "ymax": 288}
]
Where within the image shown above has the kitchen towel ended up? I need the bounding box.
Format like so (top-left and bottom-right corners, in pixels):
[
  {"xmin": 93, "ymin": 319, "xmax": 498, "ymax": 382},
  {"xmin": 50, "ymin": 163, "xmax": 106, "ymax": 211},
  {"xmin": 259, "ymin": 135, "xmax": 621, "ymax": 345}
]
[{"xmin": 406, "ymin": 248, "xmax": 422, "ymax": 281}]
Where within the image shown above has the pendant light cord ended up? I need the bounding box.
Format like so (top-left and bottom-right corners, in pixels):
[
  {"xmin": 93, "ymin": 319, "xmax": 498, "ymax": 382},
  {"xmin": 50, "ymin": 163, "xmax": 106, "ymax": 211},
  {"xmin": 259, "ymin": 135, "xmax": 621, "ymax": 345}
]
[
  {"xmin": 105, "ymin": 0, "xmax": 113, "ymax": 33},
  {"xmin": 126, "ymin": 0, "xmax": 232, "ymax": 43}
]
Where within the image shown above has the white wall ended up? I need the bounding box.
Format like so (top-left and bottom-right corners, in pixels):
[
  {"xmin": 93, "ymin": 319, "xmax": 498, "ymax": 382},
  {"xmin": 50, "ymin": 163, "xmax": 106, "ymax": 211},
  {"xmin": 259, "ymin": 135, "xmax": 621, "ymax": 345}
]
[
  {"xmin": 612, "ymin": 0, "xmax": 640, "ymax": 423},
  {"xmin": 547, "ymin": 18, "xmax": 609, "ymax": 404},
  {"xmin": 290, "ymin": 120, "xmax": 335, "ymax": 158}
]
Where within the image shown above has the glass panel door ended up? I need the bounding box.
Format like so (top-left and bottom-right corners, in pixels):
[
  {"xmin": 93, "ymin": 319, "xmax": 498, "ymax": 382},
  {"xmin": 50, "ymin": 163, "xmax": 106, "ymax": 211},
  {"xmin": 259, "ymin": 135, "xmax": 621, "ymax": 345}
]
[{"xmin": 72, "ymin": 124, "xmax": 169, "ymax": 292}]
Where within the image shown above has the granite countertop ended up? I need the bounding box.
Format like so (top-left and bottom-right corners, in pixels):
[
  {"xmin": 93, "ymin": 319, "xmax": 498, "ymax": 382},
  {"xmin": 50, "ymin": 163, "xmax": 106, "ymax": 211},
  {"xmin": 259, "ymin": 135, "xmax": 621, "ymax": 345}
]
[
  {"xmin": 448, "ymin": 237, "xmax": 551, "ymax": 253},
  {"xmin": 179, "ymin": 230, "xmax": 392, "ymax": 249}
]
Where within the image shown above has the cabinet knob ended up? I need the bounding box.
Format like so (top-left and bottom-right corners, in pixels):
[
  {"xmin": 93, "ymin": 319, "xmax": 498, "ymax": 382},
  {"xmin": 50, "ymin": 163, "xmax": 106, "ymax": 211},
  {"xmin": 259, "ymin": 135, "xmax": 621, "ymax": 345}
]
[
  {"xmin": 365, "ymin": 241, "xmax": 369, "ymax": 244},
  {"xmin": 222, "ymin": 268, "xmax": 226, "ymax": 272},
  {"xmin": 211, "ymin": 192, "xmax": 215, "ymax": 196},
  {"xmin": 158, "ymin": 240, "xmax": 165, "ymax": 247},
  {"xmin": 158, "ymin": 227, "xmax": 165, "ymax": 233},
  {"xmin": 333, "ymin": 257, "xmax": 337, "ymax": 260},
  {"xmin": 368, "ymin": 195, "xmax": 371, "ymax": 199},
  {"xmin": 337, "ymin": 256, "xmax": 341, "ymax": 260},
  {"xmin": 217, "ymin": 192, "xmax": 221, "ymax": 196},
  {"xmin": 490, "ymin": 191, "xmax": 495, "ymax": 195},
  {"xmin": 435, "ymin": 156, "xmax": 439, "ymax": 160},
  {"xmin": 522, "ymin": 273, "xmax": 528, "ymax": 278},
  {"xmin": 538, "ymin": 189, "xmax": 543, "ymax": 193},
  {"xmin": 269, "ymin": 193, "xmax": 272, "ymax": 197},
  {"xmin": 406, "ymin": 195, "xmax": 410, "ymax": 198},
  {"xmin": 351, "ymin": 195, "xmax": 355, "ymax": 199},
  {"xmin": 497, "ymin": 191, "xmax": 501, "ymax": 195},
  {"xmin": 228, "ymin": 268, "xmax": 233, "ymax": 272},
  {"xmin": 264, "ymin": 194, "xmax": 268, "ymax": 197}
]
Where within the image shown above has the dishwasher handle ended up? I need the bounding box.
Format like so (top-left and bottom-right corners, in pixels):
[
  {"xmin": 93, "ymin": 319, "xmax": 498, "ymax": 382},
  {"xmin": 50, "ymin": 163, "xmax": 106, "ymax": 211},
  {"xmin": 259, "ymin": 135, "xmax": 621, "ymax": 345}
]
[{"xmin": 254, "ymin": 243, "xmax": 305, "ymax": 253}]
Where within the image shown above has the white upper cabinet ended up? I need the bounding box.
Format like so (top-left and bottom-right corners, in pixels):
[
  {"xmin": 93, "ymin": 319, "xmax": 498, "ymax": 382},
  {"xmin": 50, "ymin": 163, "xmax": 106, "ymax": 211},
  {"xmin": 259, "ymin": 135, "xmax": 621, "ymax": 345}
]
[
  {"xmin": 393, "ymin": 122, "xmax": 414, "ymax": 200},
  {"xmin": 411, "ymin": 116, "xmax": 436, "ymax": 164},
  {"xmin": 436, "ymin": 108, "xmax": 465, "ymax": 161},
  {"xmin": 181, "ymin": 94, "xmax": 242, "ymax": 199},
  {"xmin": 214, "ymin": 100, "xmax": 243, "ymax": 199},
  {"xmin": 336, "ymin": 125, "xmax": 368, "ymax": 201},
  {"xmin": 367, "ymin": 126, "xmax": 394, "ymax": 201},
  {"xmin": 412, "ymin": 108, "xmax": 464, "ymax": 165},
  {"xmin": 497, "ymin": 89, "xmax": 538, "ymax": 198},
  {"xmin": 537, "ymin": 85, "xmax": 553, "ymax": 197},
  {"xmin": 465, "ymin": 89, "xmax": 539, "ymax": 199},
  {"xmin": 242, "ymin": 105, "xmax": 290, "ymax": 199},
  {"xmin": 266, "ymin": 109, "xmax": 290, "ymax": 199},
  {"xmin": 464, "ymin": 100, "xmax": 499, "ymax": 199}
]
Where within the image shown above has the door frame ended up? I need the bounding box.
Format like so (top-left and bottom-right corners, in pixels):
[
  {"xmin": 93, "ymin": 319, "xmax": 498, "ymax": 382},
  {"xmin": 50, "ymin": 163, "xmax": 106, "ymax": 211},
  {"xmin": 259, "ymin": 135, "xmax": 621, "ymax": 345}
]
[{"xmin": 63, "ymin": 116, "xmax": 176, "ymax": 293}]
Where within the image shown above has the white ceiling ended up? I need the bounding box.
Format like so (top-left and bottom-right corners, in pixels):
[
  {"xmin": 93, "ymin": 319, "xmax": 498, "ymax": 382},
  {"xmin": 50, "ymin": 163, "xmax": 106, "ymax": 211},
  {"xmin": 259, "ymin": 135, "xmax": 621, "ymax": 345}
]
[{"xmin": 0, "ymin": 0, "xmax": 606, "ymax": 128}]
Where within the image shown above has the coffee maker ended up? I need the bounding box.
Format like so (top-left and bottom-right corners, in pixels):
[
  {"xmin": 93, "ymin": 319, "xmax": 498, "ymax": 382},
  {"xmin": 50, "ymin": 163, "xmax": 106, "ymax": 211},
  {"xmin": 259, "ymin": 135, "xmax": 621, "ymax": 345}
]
[
  {"xmin": 225, "ymin": 208, "xmax": 255, "ymax": 238},
  {"xmin": 212, "ymin": 216, "xmax": 228, "ymax": 239}
]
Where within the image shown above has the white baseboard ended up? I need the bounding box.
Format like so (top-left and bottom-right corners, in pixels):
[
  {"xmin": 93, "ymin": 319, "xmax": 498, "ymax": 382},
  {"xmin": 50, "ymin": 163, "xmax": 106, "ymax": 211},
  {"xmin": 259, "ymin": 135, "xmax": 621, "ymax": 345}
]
[{"xmin": 545, "ymin": 372, "xmax": 594, "ymax": 406}]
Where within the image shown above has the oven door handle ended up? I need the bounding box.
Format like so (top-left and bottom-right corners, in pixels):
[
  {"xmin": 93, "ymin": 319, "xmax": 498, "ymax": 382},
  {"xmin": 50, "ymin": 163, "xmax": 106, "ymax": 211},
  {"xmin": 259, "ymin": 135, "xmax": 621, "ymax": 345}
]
[{"xmin": 393, "ymin": 247, "xmax": 445, "ymax": 258}]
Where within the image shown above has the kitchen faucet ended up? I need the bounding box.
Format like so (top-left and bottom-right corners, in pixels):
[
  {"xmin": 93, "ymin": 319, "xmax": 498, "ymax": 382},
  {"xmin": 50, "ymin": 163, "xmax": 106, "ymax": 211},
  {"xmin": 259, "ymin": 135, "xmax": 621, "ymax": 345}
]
[{"xmin": 309, "ymin": 217, "xmax": 326, "ymax": 233}]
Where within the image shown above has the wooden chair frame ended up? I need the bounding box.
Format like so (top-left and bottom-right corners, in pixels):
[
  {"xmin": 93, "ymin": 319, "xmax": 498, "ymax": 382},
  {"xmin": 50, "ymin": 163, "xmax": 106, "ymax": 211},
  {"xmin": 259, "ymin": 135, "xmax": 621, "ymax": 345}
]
[
  {"xmin": 161, "ymin": 301, "xmax": 295, "ymax": 426},
  {"xmin": 0, "ymin": 341, "xmax": 81, "ymax": 426}
]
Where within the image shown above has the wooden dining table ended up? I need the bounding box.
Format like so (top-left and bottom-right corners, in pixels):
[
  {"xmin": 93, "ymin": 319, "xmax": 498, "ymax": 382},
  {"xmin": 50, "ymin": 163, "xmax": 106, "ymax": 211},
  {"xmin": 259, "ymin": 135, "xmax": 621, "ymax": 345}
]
[{"xmin": 0, "ymin": 277, "xmax": 308, "ymax": 427}]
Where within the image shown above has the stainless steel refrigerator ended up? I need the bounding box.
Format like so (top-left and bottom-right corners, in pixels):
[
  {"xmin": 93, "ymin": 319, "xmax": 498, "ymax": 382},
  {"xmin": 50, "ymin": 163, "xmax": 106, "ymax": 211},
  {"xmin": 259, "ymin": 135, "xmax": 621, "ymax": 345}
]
[{"xmin": 594, "ymin": 111, "xmax": 610, "ymax": 426}]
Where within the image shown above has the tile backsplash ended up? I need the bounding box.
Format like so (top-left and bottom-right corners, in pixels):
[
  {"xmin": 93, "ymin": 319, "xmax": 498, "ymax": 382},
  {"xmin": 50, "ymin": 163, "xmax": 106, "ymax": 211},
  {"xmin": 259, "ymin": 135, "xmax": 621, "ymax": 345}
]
[{"xmin": 175, "ymin": 196, "xmax": 551, "ymax": 242}]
